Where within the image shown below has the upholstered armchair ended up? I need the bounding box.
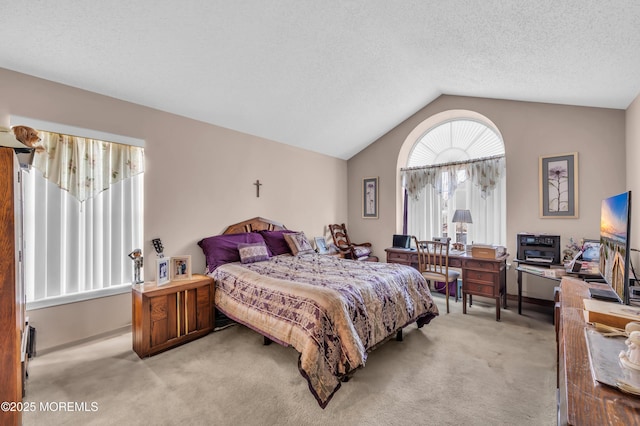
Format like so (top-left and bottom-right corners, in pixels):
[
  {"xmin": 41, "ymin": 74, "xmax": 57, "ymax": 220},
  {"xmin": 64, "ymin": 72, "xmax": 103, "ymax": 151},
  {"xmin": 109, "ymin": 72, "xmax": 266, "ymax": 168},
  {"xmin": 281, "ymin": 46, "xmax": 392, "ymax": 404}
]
[{"xmin": 328, "ymin": 223, "xmax": 378, "ymax": 262}]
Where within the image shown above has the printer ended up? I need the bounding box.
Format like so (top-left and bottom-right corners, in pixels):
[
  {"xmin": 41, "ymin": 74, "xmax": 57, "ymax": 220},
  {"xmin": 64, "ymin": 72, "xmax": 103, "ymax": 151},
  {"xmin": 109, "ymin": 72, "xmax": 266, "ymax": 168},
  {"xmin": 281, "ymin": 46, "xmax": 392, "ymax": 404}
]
[{"xmin": 517, "ymin": 233, "xmax": 561, "ymax": 265}]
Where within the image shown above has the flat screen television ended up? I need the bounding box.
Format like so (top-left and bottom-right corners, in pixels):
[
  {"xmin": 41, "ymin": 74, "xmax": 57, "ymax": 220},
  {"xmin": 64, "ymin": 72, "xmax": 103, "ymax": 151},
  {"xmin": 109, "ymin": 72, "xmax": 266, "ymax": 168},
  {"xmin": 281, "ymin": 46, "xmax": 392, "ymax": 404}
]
[{"xmin": 599, "ymin": 190, "xmax": 632, "ymax": 304}]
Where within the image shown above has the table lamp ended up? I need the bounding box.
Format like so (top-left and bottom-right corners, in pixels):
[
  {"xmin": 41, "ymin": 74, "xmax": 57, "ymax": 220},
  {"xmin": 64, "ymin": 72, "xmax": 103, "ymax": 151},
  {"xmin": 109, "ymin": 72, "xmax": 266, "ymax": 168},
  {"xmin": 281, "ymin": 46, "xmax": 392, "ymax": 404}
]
[{"xmin": 452, "ymin": 209, "xmax": 473, "ymax": 245}]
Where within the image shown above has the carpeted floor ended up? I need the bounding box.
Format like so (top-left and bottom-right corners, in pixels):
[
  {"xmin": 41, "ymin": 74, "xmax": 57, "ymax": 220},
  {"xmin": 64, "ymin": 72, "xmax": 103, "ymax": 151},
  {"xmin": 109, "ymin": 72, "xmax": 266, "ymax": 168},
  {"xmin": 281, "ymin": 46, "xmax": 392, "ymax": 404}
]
[{"xmin": 23, "ymin": 295, "xmax": 557, "ymax": 425}]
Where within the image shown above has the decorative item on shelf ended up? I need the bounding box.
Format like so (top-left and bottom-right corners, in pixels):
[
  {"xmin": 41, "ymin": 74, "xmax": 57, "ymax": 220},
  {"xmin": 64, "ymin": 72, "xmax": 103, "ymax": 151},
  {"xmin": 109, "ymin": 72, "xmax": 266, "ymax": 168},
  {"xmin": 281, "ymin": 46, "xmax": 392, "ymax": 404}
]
[
  {"xmin": 0, "ymin": 126, "xmax": 35, "ymax": 166},
  {"xmin": 152, "ymin": 238, "xmax": 165, "ymax": 258},
  {"xmin": 156, "ymin": 257, "xmax": 170, "ymax": 286},
  {"xmin": 452, "ymin": 209, "xmax": 472, "ymax": 245},
  {"xmin": 128, "ymin": 249, "xmax": 144, "ymax": 286},
  {"xmin": 170, "ymin": 255, "xmax": 192, "ymax": 281}
]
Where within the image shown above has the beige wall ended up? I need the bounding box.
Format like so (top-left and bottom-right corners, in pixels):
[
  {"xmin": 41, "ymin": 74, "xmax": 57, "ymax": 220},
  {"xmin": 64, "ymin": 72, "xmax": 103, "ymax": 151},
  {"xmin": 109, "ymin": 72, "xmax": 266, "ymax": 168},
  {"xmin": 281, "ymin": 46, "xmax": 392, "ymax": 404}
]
[
  {"xmin": 627, "ymin": 93, "xmax": 640, "ymax": 278},
  {"xmin": 0, "ymin": 68, "xmax": 347, "ymax": 351},
  {"xmin": 347, "ymin": 95, "xmax": 626, "ymax": 300}
]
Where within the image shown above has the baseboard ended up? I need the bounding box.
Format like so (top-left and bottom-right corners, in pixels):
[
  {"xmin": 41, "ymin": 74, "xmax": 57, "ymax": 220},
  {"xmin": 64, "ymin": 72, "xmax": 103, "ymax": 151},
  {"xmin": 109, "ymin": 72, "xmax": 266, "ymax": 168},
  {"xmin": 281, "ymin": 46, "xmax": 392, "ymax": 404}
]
[
  {"xmin": 36, "ymin": 325, "xmax": 131, "ymax": 356},
  {"xmin": 506, "ymin": 294, "xmax": 554, "ymax": 307}
]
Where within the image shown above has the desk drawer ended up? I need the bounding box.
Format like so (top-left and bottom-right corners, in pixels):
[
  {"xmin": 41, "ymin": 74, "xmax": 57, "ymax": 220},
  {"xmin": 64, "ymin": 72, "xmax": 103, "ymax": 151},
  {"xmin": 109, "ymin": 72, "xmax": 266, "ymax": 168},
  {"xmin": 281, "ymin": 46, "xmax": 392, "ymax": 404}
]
[
  {"xmin": 465, "ymin": 259, "xmax": 500, "ymax": 272},
  {"xmin": 464, "ymin": 282, "xmax": 495, "ymax": 297},
  {"xmin": 448, "ymin": 258, "xmax": 462, "ymax": 268},
  {"xmin": 465, "ymin": 270, "xmax": 495, "ymax": 285},
  {"xmin": 387, "ymin": 252, "xmax": 412, "ymax": 264}
]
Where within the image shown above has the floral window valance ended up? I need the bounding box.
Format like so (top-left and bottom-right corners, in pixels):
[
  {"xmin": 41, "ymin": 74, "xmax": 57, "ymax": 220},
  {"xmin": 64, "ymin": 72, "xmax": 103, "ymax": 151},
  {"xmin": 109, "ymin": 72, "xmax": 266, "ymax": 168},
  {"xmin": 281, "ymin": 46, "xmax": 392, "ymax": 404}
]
[
  {"xmin": 401, "ymin": 155, "xmax": 505, "ymax": 201},
  {"xmin": 32, "ymin": 130, "xmax": 145, "ymax": 203}
]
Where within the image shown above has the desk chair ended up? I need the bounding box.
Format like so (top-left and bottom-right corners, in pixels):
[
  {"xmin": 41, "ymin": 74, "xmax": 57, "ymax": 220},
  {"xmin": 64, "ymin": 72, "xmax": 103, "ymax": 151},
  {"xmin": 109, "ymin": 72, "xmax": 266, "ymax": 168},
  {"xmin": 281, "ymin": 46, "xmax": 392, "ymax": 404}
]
[{"xmin": 413, "ymin": 236, "xmax": 460, "ymax": 313}]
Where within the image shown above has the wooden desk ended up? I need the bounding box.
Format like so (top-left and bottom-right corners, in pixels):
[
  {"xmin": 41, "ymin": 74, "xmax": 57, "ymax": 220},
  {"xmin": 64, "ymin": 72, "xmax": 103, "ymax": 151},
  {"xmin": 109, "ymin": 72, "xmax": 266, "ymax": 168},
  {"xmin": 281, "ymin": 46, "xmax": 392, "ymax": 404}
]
[
  {"xmin": 386, "ymin": 247, "xmax": 508, "ymax": 321},
  {"xmin": 515, "ymin": 259, "xmax": 603, "ymax": 315},
  {"xmin": 556, "ymin": 277, "xmax": 640, "ymax": 425}
]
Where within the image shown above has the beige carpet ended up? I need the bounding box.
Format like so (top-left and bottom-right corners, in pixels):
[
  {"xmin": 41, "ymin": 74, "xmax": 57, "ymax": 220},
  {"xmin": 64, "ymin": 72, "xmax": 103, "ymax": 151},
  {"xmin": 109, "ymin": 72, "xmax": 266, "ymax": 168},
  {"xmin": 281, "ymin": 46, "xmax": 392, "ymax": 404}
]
[{"xmin": 23, "ymin": 296, "xmax": 556, "ymax": 425}]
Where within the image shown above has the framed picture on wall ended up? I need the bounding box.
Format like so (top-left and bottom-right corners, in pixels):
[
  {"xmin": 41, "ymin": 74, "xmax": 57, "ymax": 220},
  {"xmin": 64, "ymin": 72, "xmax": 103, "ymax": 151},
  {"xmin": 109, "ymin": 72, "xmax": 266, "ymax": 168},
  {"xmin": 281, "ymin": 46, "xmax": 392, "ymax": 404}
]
[
  {"xmin": 363, "ymin": 177, "xmax": 378, "ymax": 219},
  {"xmin": 539, "ymin": 152, "xmax": 578, "ymax": 218},
  {"xmin": 156, "ymin": 257, "xmax": 170, "ymax": 286}
]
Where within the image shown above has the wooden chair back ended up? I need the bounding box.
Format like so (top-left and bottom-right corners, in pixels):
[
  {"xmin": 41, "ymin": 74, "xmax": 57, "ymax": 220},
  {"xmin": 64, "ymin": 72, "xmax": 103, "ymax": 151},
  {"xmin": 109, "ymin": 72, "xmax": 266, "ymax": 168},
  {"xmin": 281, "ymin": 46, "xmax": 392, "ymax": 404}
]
[
  {"xmin": 413, "ymin": 237, "xmax": 451, "ymax": 280},
  {"xmin": 413, "ymin": 236, "xmax": 456, "ymax": 313},
  {"xmin": 328, "ymin": 223, "xmax": 352, "ymax": 249}
]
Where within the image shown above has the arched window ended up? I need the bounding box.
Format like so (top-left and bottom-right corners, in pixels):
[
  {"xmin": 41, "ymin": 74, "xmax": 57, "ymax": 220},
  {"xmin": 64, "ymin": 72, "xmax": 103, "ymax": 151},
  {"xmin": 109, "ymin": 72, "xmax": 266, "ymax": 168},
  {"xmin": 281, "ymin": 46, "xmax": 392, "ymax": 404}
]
[{"xmin": 402, "ymin": 117, "xmax": 506, "ymax": 246}]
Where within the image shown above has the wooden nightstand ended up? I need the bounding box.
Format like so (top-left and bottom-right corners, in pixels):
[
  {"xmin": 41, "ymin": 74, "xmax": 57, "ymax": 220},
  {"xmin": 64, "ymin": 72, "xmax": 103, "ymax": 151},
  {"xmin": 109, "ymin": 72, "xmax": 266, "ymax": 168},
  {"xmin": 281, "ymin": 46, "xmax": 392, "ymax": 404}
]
[{"xmin": 132, "ymin": 274, "xmax": 214, "ymax": 358}]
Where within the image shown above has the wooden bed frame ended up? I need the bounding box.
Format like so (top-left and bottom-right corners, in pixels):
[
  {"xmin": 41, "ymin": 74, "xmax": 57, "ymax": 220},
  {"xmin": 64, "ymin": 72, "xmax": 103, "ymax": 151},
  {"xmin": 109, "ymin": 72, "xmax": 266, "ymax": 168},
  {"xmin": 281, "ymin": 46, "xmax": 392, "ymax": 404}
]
[{"xmin": 221, "ymin": 216, "xmax": 287, "ymax": 235}]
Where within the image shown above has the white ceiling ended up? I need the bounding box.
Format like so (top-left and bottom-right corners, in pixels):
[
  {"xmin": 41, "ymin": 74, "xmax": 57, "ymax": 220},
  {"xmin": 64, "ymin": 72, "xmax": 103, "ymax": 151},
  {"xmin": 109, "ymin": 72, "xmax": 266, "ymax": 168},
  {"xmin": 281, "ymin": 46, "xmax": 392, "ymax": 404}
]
[{"xmin": 1, "ymin": 1, "xmax": 639, "ymax": 160}]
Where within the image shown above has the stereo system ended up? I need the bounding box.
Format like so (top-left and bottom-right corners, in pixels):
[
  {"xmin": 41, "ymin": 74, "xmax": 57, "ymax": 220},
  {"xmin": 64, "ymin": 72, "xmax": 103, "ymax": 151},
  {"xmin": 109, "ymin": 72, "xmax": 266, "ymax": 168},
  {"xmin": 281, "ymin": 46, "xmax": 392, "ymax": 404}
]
[{"xmin": 517, "ymin": 233, "xmax": 561, "ymax": 265}]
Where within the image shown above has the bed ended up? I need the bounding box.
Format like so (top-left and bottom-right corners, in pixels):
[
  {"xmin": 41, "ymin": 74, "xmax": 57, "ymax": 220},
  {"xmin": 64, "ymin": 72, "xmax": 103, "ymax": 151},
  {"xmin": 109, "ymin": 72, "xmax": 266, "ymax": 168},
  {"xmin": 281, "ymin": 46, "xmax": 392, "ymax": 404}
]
[{"xmin": 199, "ymin": 217, "xmax": 439, "ymax": 408}]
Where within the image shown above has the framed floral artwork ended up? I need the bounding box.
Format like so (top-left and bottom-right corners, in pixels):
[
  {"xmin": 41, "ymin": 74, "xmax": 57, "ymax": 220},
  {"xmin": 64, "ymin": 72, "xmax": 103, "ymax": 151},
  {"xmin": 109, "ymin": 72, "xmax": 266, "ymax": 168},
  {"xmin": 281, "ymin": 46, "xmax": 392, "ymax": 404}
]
[
  {"xmin": 539, "ymin": 152, "xmax": 578, "ymax": 218},
  {"xmin": 362, "ymin": 177, "xmax": 378, "ymax": 219}
]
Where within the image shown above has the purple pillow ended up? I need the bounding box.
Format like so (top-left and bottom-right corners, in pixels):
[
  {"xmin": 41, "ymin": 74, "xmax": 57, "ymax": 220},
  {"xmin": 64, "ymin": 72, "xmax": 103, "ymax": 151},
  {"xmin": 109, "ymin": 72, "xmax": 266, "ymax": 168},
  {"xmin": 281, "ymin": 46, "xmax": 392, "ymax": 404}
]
[
  {"xmin": 258, "ymin": 230, "xmax": 296, "ymax": 256},
  {"xmin": 198, "ymin": 232, "xmax": 266, "ymax": 272},
  {"xmin": 238, "ymin": 242, "xmax": 270, "ymax": 264}
]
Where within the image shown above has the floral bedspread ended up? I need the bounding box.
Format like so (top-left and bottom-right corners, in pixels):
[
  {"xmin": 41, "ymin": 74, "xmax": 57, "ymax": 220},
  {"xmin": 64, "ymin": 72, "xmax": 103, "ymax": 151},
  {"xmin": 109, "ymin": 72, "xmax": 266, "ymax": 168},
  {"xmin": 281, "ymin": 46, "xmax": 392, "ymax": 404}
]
[{"xmin": 210, "ymin": 254, "xmax": 438, "ymax": 408}]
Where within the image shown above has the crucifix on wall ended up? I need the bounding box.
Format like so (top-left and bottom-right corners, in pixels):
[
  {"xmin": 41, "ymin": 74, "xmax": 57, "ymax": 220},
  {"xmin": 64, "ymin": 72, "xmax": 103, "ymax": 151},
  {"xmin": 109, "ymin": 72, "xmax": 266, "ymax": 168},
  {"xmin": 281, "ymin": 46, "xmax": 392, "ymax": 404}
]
[{"xmin": 254, "ymin": 179, "xmax": 262, "ymax": 197}]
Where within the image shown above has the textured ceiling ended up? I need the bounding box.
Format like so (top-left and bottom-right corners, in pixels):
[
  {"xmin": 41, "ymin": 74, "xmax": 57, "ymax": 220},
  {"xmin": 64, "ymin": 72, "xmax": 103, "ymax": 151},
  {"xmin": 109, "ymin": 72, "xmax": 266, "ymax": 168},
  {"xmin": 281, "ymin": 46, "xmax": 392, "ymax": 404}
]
[{"xmin": 1, "ymin": 1, "xmax": 639, "ymax": 159}]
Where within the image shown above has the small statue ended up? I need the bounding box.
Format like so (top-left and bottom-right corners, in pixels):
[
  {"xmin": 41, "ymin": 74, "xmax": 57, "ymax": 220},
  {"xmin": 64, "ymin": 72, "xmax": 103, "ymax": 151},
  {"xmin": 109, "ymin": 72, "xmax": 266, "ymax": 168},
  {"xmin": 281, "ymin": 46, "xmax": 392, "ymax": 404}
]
[
  {"xmin": 619, "ymin": 330, "xmax": 640, "ymax": 371},
  {"xmin": 128, "ymin": 249, "xmax": 144, "ymax": 285}
]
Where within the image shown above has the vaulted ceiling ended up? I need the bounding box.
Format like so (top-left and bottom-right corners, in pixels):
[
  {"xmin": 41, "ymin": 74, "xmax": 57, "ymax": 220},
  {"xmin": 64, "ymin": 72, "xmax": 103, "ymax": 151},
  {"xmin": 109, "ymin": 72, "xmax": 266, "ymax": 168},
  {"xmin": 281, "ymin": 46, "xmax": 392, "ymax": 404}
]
[{"xmin": 1, "ymin": 1, "xmax": 639, "ymax": 159}]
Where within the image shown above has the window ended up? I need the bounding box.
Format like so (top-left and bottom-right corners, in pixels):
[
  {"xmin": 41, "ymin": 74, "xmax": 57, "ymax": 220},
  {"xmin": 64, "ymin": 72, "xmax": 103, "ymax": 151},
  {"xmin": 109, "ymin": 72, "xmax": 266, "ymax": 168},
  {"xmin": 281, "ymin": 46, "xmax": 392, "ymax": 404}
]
[
  {"xmin": 14, "ymin": 117, "xmax": 145, "ymax": 309},
  {"xmin": 403, "ymin": 117, "xmax": 506, "ymax": 246}
]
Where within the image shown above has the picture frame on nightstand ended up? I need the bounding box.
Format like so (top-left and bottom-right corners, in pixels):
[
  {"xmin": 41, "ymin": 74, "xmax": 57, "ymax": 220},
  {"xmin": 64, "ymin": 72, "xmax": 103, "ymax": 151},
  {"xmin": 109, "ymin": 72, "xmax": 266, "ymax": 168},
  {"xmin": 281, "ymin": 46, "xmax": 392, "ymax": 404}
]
[
  {"xmin": 156, "ymin": 257, "xmax": 170, "ymax": 286},
  {"xmin": 315, "ymin": 237, "xmax": 328, "ymax": 254},
  {"xmin": 170, "ymin": 255, "xmax": 192, "ymax": 281}
]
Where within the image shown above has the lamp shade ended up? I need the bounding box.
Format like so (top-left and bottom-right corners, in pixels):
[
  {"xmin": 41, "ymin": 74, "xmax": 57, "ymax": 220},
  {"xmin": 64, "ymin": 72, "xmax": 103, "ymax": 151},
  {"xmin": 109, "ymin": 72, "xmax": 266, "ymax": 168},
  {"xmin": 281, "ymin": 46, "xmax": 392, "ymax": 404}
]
[{"xmin": 452, "ymin": 209, "xmax": 473, "ymax": 224}]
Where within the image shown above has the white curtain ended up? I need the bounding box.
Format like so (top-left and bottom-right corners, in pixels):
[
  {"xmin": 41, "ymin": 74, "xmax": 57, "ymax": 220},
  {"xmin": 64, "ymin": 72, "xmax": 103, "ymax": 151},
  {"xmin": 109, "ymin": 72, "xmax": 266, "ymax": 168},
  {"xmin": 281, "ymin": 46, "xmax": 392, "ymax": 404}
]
[
  {"xmin": 464, "ymin": 174, "xmax": 506, "ymax": 245},
  {"xmin": 402, "ymin": 156, "xmax": 506, "ymax": 246},
  {"xmin": 407, "ymin": 184, "xmax": 442, "ymax": 241},
  {"xmin": 22, "ymin": 131, "xmax": 144, "ymax": 304},
  {"xmin": 403, "ymin": 155, "xmax": 505, "ymax": 201}
]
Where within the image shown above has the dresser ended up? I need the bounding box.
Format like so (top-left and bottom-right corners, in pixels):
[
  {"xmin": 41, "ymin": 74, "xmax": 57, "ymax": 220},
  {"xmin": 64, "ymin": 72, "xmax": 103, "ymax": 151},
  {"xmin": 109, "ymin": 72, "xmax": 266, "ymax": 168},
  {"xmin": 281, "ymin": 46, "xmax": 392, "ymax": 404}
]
[
  {"xmin": 0, "ymin": 147, "xmax": 27, "ymax": 426},
  {"xmin": 556, "ymin": 277, "xmax": 640, "ymax": 425},
  {"xmin": 132, "ymin": 274, "xmax": 214, "ymax": 357},
  {"xmin": 386, "ymin": 247, "xmax": 508, "ymax": 320}
]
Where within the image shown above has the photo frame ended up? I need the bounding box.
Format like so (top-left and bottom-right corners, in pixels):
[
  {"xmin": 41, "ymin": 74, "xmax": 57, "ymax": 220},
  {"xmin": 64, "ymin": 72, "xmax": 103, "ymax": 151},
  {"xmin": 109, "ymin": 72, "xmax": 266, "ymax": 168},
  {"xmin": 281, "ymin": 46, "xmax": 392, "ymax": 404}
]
[
  {"xmin": 581, "ymin": 239, "xmax": 601, "ymax": 262},
  {"xmin": 363, "ymin": 177, "xmax": 379, "ymax": 219},
  {"xmin": 314, "ymin": 237, "xmax": 328, "ymax": 254},
  {"xmin": 156, "ymin": 258, "xmax": 170, "ymax": 286},
  {"xmin": 170, "ymin": 255, "xmax": 192, "ymax": 281},
  {"xmin": 539, "ymin": 152, "xmax": 578, "ymax": 218}
]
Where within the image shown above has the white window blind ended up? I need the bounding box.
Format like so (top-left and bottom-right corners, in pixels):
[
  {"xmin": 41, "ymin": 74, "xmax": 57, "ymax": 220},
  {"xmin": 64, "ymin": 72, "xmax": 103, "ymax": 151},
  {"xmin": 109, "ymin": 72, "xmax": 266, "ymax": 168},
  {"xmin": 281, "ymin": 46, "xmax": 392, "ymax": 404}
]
[{"xmin": 15, "ymin": 119, "xmax": 145, "ymax": 309}]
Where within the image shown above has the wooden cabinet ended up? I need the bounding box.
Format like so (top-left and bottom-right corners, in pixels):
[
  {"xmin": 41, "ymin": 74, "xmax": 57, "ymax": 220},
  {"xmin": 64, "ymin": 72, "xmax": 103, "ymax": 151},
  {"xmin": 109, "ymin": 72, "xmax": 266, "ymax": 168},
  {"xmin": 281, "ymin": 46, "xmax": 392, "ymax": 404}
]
[
  {"xmin": 132, "ymin": 275, "xmax": 214, "ymax": 357},
  {"xmin": 462, "ymin": 257, "xmax": 507, "ymax": 320},
  {"xmin": 0, "ymin": 147, "xmax": 26, "ymax": 426}
]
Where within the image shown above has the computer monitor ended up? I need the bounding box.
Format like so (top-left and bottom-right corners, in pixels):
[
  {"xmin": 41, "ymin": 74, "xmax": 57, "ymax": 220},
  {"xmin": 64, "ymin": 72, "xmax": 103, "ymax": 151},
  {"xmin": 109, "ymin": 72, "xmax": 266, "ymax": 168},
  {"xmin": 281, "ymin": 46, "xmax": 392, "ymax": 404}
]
[{"xmin": 599, "ymin": 191, "xmax": 632, "ymax": 304}]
